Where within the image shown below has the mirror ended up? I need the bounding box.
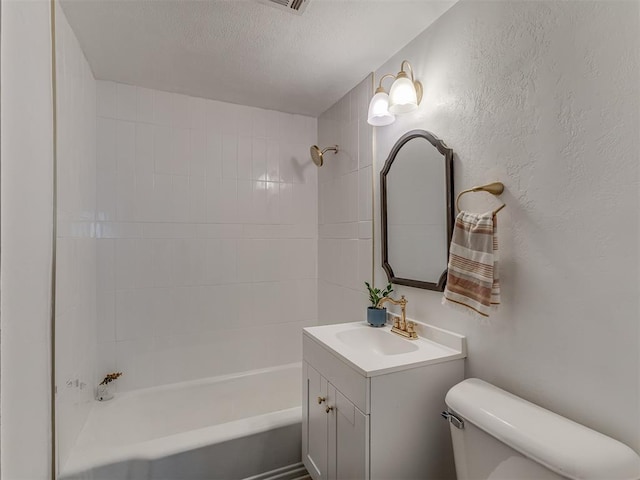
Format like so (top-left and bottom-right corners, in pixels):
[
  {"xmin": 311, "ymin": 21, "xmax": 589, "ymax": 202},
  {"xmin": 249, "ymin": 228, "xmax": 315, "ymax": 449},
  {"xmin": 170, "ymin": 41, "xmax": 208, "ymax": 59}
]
[{"xmin": 381, "ymin": 130, "xmax": 454, "ymax": 291}]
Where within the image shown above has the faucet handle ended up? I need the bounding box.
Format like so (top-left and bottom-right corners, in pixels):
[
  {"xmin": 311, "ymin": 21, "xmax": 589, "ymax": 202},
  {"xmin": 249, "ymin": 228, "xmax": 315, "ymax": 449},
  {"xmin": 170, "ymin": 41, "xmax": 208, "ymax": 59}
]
[{"xmin": 406, "ymin": 321, "xmax": 418, "ymax": 338}]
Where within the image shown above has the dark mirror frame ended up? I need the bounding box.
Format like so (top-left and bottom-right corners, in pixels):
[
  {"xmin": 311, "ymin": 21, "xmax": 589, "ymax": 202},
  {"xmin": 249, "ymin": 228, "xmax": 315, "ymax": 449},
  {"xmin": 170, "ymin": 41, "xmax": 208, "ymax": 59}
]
[{"xmin": 380, "ymin": 129, "xmax": 454, "ymax": 291}]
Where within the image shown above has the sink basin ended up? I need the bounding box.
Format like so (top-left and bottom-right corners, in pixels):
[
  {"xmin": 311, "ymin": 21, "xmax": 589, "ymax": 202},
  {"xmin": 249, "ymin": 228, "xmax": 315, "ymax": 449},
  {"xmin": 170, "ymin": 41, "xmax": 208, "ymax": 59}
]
[
  {"xmin": 303, "ymin": 322, "xmax": 466, "ymax": 377},
  {"xmin": 336, "ymin": 328, "xmax": 419, "ymax": 355}
]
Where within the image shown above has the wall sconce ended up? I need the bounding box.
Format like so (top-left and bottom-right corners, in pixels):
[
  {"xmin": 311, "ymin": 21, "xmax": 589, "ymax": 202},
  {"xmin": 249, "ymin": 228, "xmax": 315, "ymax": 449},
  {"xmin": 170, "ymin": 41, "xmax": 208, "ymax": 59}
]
[{"xmin": 367, "ymin": 60, "xmax": 423, "ymax": 126}]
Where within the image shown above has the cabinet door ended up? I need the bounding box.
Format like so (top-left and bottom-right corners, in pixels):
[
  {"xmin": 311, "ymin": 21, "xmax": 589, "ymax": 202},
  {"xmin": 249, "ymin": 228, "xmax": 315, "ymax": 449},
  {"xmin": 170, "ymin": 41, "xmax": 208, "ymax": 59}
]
[
  {"xmin": 303, "ymin": 363, "xmax": 329, "ymax": 479},
  {"xmin": 327, "ymin": 385, "xmax": 368, "ymax": 480}
]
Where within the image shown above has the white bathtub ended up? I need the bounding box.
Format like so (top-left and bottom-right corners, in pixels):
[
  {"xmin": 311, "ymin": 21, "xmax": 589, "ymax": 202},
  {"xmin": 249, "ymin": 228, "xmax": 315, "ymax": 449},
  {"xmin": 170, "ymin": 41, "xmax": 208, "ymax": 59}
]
[{"xmin": 60, "ymin": 363, "xmax": 303, "ymax": 480}]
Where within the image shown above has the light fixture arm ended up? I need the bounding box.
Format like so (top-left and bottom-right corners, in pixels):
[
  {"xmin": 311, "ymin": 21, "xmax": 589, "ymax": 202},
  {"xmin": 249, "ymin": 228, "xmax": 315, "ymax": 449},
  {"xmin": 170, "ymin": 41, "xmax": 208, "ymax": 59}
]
[
  {"xmin": 402, "ymin": 60, "xmax": 415, "ymax": 80},
  {"xmin": 375, "ymin": 73, "xmax": 396, "ymax": 94},
  {"xmin": 397, "ymin": 60, "xmax": 423, "ymax": 105}
]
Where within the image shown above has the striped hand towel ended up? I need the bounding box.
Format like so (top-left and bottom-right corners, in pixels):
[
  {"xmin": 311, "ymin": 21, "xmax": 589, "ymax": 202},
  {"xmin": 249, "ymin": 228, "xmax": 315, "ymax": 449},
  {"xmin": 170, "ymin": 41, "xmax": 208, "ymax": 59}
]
[{"xmin": 443, "ymin": 211, "xmax": 500, "ymax": 316}]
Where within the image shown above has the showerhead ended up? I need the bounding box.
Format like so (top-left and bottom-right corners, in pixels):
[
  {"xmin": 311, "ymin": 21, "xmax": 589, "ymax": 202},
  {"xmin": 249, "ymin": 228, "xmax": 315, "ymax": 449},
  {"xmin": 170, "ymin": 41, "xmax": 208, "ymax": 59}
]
[{"xmin": 310, "ymin": 145, "xmax": 338, "ymax": 167}]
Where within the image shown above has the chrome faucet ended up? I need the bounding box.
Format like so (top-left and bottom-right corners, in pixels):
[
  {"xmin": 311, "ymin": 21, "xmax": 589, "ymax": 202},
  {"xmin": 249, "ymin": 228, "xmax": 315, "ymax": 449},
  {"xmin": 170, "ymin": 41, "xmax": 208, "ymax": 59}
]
[{"xmin": 376, "ymin": 295, "xmax": 418, "ymax": 339}]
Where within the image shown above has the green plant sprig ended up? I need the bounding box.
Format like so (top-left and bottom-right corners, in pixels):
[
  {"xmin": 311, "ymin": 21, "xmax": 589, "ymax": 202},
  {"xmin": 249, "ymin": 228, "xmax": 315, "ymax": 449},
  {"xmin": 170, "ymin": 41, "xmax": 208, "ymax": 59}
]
[{"xmin": 364, "ymin": 282, "xmax": 394, "ymax": 308}]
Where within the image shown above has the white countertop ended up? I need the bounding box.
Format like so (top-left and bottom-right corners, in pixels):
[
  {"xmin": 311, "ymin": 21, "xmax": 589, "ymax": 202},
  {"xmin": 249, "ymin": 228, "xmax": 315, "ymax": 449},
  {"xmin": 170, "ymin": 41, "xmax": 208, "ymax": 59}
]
[{"xmin": 303, "ymin": 321, "xmax": 466, "ymax": 377}]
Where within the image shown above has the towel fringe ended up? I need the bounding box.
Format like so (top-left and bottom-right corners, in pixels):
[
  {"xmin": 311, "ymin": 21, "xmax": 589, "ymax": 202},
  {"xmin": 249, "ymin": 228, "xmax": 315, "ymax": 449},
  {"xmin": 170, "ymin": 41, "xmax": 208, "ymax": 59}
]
[{"xmin": 441, "ymin": 296, "xmax": 496, "ymax": 325}]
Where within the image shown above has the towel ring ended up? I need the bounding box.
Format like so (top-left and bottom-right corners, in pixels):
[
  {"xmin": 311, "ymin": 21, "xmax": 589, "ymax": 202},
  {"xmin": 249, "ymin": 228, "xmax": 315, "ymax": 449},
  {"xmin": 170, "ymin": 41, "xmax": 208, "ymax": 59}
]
[{"xmin": 456, "ymin": 182, "xmax": 506, "ymax": 215}]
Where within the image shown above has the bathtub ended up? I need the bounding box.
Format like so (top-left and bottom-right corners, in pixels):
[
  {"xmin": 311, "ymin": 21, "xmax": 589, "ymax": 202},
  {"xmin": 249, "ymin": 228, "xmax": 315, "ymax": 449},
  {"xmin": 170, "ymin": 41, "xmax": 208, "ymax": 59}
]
[{"xmin": 60, "ymin": 363, "xmax": 304, "ymax": 480}]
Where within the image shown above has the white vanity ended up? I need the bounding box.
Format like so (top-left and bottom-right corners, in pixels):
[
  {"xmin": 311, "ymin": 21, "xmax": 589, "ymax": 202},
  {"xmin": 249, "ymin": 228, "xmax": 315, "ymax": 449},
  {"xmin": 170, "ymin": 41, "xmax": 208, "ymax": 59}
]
[{"xmin": 302, "ymin": 321, "xmax": 467, "ymax": 480}]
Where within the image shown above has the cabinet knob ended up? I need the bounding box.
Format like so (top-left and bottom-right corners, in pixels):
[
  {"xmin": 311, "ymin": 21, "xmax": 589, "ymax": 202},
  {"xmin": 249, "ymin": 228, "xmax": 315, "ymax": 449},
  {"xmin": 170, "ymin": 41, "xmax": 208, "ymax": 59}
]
[
  {"xmin": 325, "ymin": 405, "xmax": 334, "ymax": 413},
  {"xmin": 318, "ymin": 396, "xmax": 326, "ymax": 404}
]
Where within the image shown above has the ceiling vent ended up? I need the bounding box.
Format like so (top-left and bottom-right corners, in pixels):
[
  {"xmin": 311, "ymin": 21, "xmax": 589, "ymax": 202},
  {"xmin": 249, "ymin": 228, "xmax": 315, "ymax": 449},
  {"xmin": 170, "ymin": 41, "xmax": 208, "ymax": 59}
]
[{"xmin": 258, "ymin": 0, "xmax": 310, "ymax": 15}]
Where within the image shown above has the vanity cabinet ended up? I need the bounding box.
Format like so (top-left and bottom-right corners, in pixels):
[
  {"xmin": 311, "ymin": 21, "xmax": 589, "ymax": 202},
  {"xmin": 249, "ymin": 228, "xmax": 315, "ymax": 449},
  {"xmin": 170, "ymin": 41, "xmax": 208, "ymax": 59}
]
[
  {"xmin": 302, "ymin": 325, "xmax": 465, "ymax": 480},
  {"xmin": 303, "ymin": 363, "xmax": 367, "ymax": 480}
]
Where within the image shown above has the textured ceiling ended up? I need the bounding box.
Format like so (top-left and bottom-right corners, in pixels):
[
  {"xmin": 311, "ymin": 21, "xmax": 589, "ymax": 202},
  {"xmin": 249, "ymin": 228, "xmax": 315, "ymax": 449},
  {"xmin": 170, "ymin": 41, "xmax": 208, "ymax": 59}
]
[{"xmin": 60, "ymin": 0, "xmax": 456, "ymax": 116}]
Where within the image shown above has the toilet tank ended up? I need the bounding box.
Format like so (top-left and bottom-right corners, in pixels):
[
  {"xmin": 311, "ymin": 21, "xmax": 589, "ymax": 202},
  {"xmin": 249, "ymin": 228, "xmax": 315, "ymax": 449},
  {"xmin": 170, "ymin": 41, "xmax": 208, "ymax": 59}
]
[{"xmin": 445, "ymin": 379, "xmax": 640, "ymax": 480}]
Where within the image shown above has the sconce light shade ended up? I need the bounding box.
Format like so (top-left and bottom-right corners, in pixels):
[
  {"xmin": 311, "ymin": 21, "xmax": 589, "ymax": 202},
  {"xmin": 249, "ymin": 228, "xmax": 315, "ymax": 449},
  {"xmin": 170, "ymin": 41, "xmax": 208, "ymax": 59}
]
[
  {"xmin": 367, "ymin": 91, "xmax": 395, "ymax": 126},
  {"xmin": 388, "ymin": 74, "xmax": 418, "ymax": 114}
]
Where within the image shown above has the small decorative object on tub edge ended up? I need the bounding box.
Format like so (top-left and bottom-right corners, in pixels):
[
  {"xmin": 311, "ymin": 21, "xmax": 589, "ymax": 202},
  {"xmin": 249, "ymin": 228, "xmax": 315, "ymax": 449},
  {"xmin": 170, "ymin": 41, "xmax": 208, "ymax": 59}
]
[{"xmin": 97, "ymin": 372, "xmax": 122, "ymax": 401}]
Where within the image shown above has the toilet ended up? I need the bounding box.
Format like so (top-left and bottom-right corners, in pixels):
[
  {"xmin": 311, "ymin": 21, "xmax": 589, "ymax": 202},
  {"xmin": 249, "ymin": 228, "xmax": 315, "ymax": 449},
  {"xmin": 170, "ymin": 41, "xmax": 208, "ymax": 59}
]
[{"xmin": 444, "ymin": 379, "xmax": 640, "ymax": 480}]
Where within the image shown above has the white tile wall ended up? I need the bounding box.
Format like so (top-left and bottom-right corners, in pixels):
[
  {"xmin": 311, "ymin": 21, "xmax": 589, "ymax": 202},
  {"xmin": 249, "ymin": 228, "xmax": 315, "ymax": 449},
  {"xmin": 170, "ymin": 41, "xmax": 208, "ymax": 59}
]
[
  {"xmin": 317, "ymin": 76, "xmax": 374, "ymax": 325},
  {"xmin": 54, "ymin": 4, "xmax": 98, "ymax": 471},
  {"xmin": 96, "ymin": 81, "xmax": 318, "ymax": 391}
]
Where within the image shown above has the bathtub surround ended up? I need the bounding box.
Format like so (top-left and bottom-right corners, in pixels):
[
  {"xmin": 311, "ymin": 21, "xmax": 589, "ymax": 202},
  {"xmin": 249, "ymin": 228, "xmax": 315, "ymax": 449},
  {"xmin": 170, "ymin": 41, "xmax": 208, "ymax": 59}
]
[
  {"xmin": 1, "ymin": 0, "xmax": 55, "ymax": 478},
  {"xmin": 49, "ymin": 5, "xmax": 318, "ymax": 474},
  {"xmin": 371, "ymin": 0, "xmax": 639, "ymax": 452},
  {"xmin": 55, "ymin": 4, "xmax": 99, "ymax": 470},
  {"xmin": 317, "ymin": 76, "xmax": 374, "ymax": 325},
  {"xmin": 95, "ymin": 81, "xmax": 318, "ymax": 392}
]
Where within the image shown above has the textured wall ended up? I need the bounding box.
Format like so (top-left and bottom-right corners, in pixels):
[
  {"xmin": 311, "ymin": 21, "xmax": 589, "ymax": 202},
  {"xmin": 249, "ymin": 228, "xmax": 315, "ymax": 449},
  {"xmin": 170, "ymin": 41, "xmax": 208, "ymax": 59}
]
[
  {"xmin": 372, "ymin": 1, "xmax": 640, "ymax": 451},
  {"xmin": 317, "ymin": 76, "xmax": 374, "ymax": 325},
  {"xmin": 95, "ymin": 81, "xmax": 318, "ymax": 391},
  {"xmin": 0, "ymin": 0, "xmax": 54, "ymax": 478},
  {"xmin": 55, "ymin": 4, "xmax": 98, "ymax": 471}
]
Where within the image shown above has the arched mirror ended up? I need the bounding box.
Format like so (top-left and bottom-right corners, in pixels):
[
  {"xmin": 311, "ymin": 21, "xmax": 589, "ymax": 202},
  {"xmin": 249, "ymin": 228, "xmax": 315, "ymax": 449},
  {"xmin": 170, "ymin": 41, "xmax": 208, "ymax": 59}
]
[{"xmin": 381, "ymin": 130, "xmax": 454, "ymax": 291}]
